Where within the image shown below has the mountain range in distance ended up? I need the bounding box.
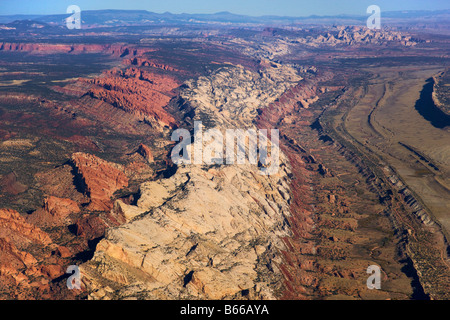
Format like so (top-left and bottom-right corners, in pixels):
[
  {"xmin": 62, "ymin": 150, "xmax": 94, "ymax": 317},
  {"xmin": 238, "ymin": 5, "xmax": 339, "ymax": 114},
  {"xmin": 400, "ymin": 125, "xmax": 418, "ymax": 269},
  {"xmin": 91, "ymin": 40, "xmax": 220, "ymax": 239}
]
[{"xmin": 0, "ymin": 9, "xmax": 449, "ymax": 27}]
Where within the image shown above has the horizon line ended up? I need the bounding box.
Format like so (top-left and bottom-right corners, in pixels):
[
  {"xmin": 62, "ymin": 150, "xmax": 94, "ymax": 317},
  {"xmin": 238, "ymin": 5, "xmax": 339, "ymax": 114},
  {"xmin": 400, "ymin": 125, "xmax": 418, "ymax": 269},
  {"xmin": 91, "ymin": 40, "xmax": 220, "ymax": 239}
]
[{"xmin": 0, "ymin": 8, "xmax": 449, "ymax": 19}]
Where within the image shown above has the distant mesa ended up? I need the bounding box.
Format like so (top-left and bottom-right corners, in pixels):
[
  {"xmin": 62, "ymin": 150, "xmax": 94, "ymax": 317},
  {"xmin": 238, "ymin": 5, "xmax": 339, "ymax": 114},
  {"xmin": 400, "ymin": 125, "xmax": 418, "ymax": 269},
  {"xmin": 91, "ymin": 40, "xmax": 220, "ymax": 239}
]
[{"xmin": 0, "ymin": 42, "xmax": 149, "ymax": 57}]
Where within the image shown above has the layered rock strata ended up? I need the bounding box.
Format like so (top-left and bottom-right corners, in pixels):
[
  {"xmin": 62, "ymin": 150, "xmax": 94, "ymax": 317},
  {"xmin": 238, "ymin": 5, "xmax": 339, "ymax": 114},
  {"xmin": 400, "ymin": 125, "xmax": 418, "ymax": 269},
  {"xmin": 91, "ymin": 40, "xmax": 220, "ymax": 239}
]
[
  {"xmin": 81, "ymin": 68, "xmax": 179, "ymax": 129},
  {"xmin": 70, "ymin": 152, "xmax": 129, "ymax": 211},
  {"xmin": 80, "ymin": 64, "xmax": 303, "ymax": 299},
  {"xmin": 0, "ymin": 42, "xmax": 151, "ymax": 56}
]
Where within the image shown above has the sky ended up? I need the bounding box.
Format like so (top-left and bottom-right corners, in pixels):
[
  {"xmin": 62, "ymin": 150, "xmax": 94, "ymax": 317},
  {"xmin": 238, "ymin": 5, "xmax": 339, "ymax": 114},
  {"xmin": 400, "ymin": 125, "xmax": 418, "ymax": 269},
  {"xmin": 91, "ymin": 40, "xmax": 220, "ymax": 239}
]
[{"xmin": 0, "ymin": 0, "xmax": 449, "ymax": 17}]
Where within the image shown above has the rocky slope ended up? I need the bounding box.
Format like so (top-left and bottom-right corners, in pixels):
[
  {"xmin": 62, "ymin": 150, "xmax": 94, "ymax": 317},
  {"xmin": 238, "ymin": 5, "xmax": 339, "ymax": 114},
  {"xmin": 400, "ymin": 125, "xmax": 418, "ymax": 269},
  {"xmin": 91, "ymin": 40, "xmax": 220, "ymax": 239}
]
[
  {"xmin": 79, "ymin": 63, "xmax": 303, "ymax": 299},
  {"xmin": 294, "ymin": 26, "xmax": 418, "ymax": 47},
  {"xmin": 0, "ymin": 208, "xmax": 60, "ymax": 299},
  {"xmin": 82, "ymin": 68, "xmax": 179, "ymax": 129},
  {"xmin": 433, "ymin": 70, "xmax": 450, "ymax": 116},
  {"xmin": 70, "ymin": 152, "xmax": 129, "ymax": 211},
  {"xmin": 0, "ymin": 42, "xmax": 150, "ymax": 56},
  {"xmin": 1, "ymin": 28, "xmax": 445, "ymax": 300}
]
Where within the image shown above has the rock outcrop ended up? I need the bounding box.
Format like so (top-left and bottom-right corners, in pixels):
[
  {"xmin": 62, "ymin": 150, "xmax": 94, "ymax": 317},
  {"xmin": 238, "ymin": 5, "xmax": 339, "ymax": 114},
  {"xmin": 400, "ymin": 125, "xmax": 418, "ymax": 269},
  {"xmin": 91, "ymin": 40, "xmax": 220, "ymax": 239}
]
[
  {"xmin": 82, "ymin": 68, "xmax": 179, "ymax": 129},
  {"xmin": 433, "ymin": 71, "xmax": 450, "ymax": 116},
  {"xmin": 0, "ymin": 237, "xmax": 44, "ymax": 297},
  {"xmin": 0, "ymin": 208, "xmax": 77, "ymax": 299},
  {"xmin": 136, "ymin": 143, "xmax": 154, "ymax": 163},
  {"xmin": 0, "ymin": 42, "xmax": 151, "ymax": 56},
  {"xmin": 71, "ymin": 152, "xmax": 129, "ymax": 211},
  {"xmin": 0, "ymin": 209, "xmax": 52, "ymax": 247},
  {"xmin": 80, "ymin": 63, "xmax": 304, "ymax": 300},
  {"xmin": 294, "ymin": 26, "xmax": 418, "ymax": 47},
  {"xmin": 125, "ymin": 57, "xmax": 180, "ymax": 72},
  {"xmin": 27, "ymin": 196, "xmax": 80, "ymax": 227}
]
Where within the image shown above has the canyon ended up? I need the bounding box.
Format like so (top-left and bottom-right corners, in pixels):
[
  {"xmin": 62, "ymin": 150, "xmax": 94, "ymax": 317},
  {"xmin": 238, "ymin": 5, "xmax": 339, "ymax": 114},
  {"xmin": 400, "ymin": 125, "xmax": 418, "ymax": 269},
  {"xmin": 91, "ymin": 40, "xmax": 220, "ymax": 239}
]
[{"xmin": 0, "ymin": 13, "xmax": 449, "ymax": 301}]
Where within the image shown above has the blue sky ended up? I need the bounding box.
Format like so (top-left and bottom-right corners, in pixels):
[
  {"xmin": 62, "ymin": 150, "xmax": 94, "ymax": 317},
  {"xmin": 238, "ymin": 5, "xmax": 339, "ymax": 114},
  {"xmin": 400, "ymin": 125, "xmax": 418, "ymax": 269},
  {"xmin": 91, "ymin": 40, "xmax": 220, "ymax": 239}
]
[{"xmin": 1, "ymin": 0, "xmax": 449, "ymax": 16}]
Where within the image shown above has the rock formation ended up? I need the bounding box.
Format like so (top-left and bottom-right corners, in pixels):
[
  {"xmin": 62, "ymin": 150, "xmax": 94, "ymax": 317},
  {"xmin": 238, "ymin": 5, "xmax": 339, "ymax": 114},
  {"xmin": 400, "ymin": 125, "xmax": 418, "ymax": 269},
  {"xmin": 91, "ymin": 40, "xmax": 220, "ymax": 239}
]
[
  {"xmin": 136, "ymin": 143, "xmax": 154, "ymax": 163},
  {"xmin": 27, "ymin": 196, "xmax": 80, "ymax": 227},
  {"xmin": 294, "ymin": 26, "xmax": 418, "ymax": 47},
  {"xmin": 82, "ymin": 68, "xmax": 179, "ymax": 129},
  {"xmin": 80, "ymin": 63, "xmax": 304, "ymax": 300},
  {"xmin": 70, "ymin": 152, "xmax": 129, "ymax": 211},
  {"xmin": 0, "ymin": 42, "xmax": 151, "ymax": 56},
  {"xmin": 0, "ymin": 209, "xmax": 52, "ymax": 247},
  {"xmin": 0, "ymin": 21, "xmax": 447, "ymax": 301}
]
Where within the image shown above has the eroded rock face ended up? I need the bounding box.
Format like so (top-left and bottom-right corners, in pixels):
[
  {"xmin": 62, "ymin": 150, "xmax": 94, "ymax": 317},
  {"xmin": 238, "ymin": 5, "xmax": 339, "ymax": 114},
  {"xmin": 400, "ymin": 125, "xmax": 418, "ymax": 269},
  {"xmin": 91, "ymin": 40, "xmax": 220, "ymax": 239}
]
[
  {"xmin": 82, "ymin": 68, "xmax": 179, "ymax": 129},
  {"xmin": 294, "ymin": 26, "xmax": 418, "ymax": 47},
  {"xmin": 70, "ymin": 152, "xmax": 129, "ymax": 211},
  {"xmin": 82, "ymin": 165, "xmax": 293, "ymax": 299},
  {"xmin": 180, "ymin": 64, "xmax": 302, "ymax": 129},
  {"xmin": 27, "ymin": 196, "xmax": 80, "ymax": 227},
  {"xmin": 0, "ymin": 209, "xmax": 53, "ymax": 298},
  {"xmin": 0, "ymin": 209, "xmax": 52, "ymax": 247},
  {"xmin": 80, "ymin": 64, "xmax": 303, "ymax": 300},
  {"xmin": 34, "ymin": 164, "xmax": 89, "ymax": 205},
  {"xmin": 0, "ymin": 237, "xmax": 42, "ymax": 295},
  {"xmin": 125, "ymin": 57, "xmax": 180, "ymax": 72},
  {"xmin": 0, "ymin": 42, "xmax": 150, "ymax": 56},
  {"xmin": 137, "ymin": 143, "xmax": 154, "ymax": 163},
  {"xmin": 0, "ymin": 208, "xmax": 82, "ymax": 298}
]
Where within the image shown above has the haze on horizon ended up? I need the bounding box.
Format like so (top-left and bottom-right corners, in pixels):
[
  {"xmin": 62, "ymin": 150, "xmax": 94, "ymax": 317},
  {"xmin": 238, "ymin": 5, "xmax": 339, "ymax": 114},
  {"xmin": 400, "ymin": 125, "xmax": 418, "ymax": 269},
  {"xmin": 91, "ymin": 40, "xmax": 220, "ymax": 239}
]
[{"xmin": 1, "ymin": 0, "xmax": 449, "ymax": 17}]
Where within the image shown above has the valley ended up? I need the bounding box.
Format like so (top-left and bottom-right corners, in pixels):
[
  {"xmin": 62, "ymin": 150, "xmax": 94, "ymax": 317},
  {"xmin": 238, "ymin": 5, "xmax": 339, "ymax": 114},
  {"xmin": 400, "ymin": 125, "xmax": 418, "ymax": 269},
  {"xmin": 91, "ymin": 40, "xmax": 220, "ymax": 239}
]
[{"xmin": 0, "ymin": 10, "xmax": 449, "ymax": 300}]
